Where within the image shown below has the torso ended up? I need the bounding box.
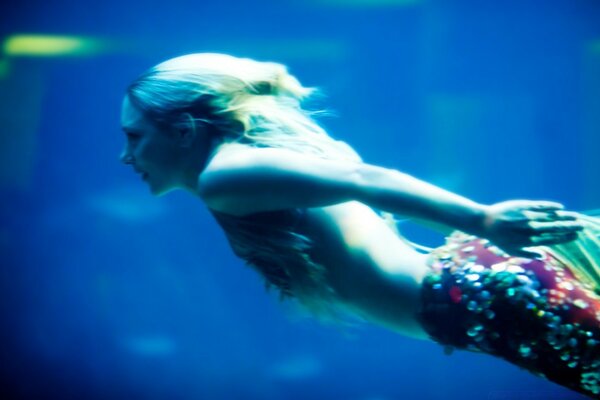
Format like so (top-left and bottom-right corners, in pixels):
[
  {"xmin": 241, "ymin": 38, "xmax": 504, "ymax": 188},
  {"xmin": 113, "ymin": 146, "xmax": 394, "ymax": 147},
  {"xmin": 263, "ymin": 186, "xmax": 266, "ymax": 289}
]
[
  {"xmin": 203, "ymin": 142, "xmax": 432, "ymax": 340},
  {"xmin": 295, "ymin": 201, "xmax": 432, "ymax": 340}
]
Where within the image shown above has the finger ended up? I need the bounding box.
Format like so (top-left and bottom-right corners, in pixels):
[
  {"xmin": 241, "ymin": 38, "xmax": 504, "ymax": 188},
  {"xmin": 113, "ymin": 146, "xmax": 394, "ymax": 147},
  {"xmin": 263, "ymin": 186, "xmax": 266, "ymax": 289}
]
[
  {"xmin": 524, "ymin": 210, "xmax": 578, "ymax": 222},
  {"xmin": 526, "ymin": 201, "xmax": 564, "ymax": 212},
  {"xmin": 523, "ymin": 211, "xmax": 572, "ymax": 223},
  {"xmin": 529, "ymin": 220, "xmax": 585, "ymax": 233},
  {"xmin": 530, "ymin": 232, "xmax": 579, "ymax": 245},
  {"xmin": 554, "ymin": 210, "xmax": 581, "ymax": 221},
  {"xmin": 537, "ymin": 231, "xmax": 580, "ymax": 241}
]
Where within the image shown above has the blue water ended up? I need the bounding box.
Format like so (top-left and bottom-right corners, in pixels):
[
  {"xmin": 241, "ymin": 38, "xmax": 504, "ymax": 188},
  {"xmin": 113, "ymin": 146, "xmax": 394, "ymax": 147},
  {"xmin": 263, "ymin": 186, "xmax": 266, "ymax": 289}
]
[{"xmin": 2, "ymin": 1, "xmax": 600, "ymax": 399}]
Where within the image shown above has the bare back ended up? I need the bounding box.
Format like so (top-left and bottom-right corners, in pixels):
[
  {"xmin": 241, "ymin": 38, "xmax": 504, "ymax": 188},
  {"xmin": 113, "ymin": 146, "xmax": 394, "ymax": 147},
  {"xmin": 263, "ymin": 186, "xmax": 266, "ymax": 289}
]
[{"xmin": 295, "ymin": 201, "xmax": 431, "ymax": 340}]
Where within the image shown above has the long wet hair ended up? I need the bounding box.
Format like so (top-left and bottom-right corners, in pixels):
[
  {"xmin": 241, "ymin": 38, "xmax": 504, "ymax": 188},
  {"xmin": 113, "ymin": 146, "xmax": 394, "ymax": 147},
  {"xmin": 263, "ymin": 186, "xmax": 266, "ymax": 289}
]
[{"xmin": 126, "ymin": 53, "xmax": 361, "ymax": 162}]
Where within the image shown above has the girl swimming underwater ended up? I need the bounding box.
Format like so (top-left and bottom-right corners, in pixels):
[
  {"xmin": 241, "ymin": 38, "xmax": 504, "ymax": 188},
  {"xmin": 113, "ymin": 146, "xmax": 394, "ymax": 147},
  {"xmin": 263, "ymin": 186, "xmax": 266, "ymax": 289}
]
[{"xmin": 120, "ymin": 53, "xmax": 600, "ymax": 398}]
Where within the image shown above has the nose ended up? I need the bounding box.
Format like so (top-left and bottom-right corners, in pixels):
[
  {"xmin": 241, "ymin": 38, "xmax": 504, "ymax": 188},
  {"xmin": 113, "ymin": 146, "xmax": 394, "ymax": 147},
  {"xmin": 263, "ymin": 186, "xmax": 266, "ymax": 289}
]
[{"xmin": 120, "ymin": 149, "xmax": 134, "ymax": 165}]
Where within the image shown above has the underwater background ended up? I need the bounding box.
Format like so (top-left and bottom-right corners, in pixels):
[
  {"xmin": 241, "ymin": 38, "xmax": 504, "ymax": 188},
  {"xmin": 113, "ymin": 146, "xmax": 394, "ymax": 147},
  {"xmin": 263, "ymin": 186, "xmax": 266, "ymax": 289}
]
[{"xmin": 2, "ymin": 0, "xmax": 600, "ymax": 399}]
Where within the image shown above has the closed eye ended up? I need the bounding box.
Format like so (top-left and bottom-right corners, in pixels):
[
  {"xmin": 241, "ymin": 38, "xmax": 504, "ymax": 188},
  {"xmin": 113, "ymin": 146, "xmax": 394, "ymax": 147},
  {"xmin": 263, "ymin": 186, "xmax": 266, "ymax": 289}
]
[{"xmin": 125, "ymin": 132, "xmax": 141, "ymax": 141}]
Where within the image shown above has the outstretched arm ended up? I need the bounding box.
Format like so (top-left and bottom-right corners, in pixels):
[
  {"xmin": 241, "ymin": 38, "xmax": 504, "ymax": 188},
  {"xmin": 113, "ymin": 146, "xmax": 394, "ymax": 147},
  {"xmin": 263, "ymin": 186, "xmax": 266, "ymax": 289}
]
[
  {"xmin": 199, "ymin": 145, "xmax": 582, "ymax": 255},
  {"xmin": 200, "ymin": 146, "xmax": 485, "ymax": 228}
]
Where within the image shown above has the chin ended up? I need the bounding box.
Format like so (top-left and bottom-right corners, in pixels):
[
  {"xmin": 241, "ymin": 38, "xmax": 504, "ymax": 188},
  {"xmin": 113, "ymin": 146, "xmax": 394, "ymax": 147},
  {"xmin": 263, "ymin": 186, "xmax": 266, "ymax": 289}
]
[{"xmin": 150, "ymin": 184, "xmax": 178, "ymax": 197}]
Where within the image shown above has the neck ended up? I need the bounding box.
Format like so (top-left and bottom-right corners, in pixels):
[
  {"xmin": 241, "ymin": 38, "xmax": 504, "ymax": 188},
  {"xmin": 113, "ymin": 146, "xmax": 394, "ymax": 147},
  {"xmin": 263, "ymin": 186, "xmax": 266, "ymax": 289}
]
[{"xmin": 180, "ymin": 139, "xmax": 219, "ymax": 194}]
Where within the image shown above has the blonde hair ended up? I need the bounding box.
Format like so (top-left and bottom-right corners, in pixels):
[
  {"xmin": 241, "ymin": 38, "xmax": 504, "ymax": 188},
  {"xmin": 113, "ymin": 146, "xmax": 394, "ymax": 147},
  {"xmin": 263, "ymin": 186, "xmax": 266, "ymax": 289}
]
[{"xmin": 127, "ymin": 53, "xmax": 361, "ymax": 162}]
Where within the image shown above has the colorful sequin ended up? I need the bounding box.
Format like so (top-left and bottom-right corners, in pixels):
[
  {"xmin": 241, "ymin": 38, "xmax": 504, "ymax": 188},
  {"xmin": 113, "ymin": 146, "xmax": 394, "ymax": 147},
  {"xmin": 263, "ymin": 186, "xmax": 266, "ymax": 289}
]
[{"xmin": 417, "ymin": 231, "xmax": 600, "ymax": 398}]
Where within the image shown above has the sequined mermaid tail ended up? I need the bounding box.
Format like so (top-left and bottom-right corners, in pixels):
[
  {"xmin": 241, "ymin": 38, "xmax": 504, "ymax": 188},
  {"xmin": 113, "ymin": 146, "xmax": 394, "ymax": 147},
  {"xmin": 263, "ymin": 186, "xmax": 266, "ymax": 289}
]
[
  {"xmin": 417, "ymin": 221, "xmax": 600, "ymax": 398},
  {"xmin": 543, "ymin": 213, "xmax": 600, "ymax": 296}
]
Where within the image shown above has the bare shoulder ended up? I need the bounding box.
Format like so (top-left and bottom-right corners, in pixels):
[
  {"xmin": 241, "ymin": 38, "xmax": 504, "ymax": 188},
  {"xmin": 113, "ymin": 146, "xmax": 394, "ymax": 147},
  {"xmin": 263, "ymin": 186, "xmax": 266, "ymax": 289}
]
[
  {"xmin": 203, "ymin": 142, "xmax": 253, "ymax": 168},
  {"xmin": 197, "ymin": 142, "xmax": 246, "ymax": 204},
  {"xmin": 197, "ymin": 143, "xmax": 305, "ymax": 215},
  {"xmin": 198, "ymin": 143, "xmax": 364, "ymax": 216},
  {"xmin": 201, "ymin": 142, "xmax": 300, "ymax": 174},
  {"xmin": 198, "ymin": 142, "xmax": 257, "ymax": 188},
  {"xmin": 199, "ymin": 143, "xmax": 282, "ymax": 191}
]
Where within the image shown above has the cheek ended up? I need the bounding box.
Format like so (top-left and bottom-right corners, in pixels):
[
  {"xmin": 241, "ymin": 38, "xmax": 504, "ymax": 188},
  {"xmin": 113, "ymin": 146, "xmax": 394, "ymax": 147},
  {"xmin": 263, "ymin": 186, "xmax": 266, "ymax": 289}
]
[
  {"xmin": 135, "ymin": 140, "xmax": 159, "ymax": 163},
  {"xmin": 141, "ymin": 141, "xmax": 180, "ymax": 172}
]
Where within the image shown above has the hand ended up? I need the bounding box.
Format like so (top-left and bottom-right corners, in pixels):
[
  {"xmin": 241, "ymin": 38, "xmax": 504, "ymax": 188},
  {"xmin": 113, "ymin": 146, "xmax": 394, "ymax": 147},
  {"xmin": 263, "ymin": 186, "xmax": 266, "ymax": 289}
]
[{"xmin": 482, "ymin": 200, "xmax": 584, "ymax": 258}]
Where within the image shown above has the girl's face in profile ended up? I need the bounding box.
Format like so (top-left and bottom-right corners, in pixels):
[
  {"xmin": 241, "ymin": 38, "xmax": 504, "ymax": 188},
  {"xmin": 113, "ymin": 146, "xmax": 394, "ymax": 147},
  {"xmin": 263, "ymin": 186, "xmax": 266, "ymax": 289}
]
[{"xmin": 120, "ymin": 96, "xmax": 185, "ymax": 196}]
